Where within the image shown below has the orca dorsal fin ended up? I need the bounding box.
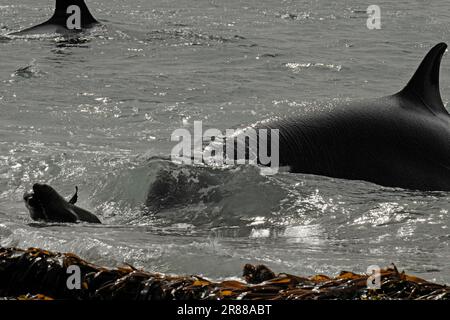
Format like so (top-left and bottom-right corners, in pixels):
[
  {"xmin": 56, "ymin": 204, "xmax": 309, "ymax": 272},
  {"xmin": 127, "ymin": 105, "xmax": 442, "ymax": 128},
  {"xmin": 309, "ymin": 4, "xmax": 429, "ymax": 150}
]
[
  {"xmin": 399, "ymin": 42, "xmax": 449, "ymax": 115},
  {"xmin": 45, "ymin": 0, "xmax": 98, "ymax": 28},
  {"xmin": 68, "ymin": 186, "xmax": 78, "ymax": 205}
]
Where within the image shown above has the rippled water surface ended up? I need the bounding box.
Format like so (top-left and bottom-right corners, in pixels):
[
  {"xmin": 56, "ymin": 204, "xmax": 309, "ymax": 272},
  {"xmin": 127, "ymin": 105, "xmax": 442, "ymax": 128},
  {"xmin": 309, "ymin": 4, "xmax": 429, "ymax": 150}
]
[{"xmin": 0, "ymin": 0, "xmax": 449, "ymax": 283}]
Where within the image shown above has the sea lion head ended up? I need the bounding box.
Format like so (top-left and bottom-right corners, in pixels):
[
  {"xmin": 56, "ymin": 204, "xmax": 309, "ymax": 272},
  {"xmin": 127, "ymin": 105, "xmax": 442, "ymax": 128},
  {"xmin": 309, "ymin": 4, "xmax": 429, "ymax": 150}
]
[
  {"xmin": 23, "ymin": 191, "xmax": 43, "ymax": 221},
  {"xmin": 23, "ymin": 184, "xmax": 62, "ymax": 221}
]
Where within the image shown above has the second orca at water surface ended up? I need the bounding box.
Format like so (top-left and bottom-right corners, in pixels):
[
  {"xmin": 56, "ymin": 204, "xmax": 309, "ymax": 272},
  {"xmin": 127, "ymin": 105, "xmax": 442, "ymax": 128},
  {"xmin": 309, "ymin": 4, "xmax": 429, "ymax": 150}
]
[{"xmin": 9, "ymin": 0, "xmax": 99, "ymax": 36}]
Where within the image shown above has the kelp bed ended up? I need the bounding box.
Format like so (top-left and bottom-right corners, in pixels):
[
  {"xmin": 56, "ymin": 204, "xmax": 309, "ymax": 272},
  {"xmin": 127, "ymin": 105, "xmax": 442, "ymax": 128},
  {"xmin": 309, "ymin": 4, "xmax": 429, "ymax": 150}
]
[{"xmin": 0, "ymin": 247, "xmax": 448, "ymax": 300}]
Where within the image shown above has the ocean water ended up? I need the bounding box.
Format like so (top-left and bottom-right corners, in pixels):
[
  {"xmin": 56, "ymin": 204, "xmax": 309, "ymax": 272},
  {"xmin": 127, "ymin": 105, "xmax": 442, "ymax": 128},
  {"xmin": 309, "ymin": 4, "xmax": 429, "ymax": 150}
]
[{"xmin": 0, "ymin": 0, "xmax": 449, "ymax": 283}]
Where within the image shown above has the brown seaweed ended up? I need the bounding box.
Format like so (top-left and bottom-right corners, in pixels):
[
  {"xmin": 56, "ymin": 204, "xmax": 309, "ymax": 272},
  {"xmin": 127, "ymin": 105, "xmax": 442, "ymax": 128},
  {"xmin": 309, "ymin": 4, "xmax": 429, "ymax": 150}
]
[{"xmin": 0, "ymin": 247, "xmax": 448, "ymax": 300}]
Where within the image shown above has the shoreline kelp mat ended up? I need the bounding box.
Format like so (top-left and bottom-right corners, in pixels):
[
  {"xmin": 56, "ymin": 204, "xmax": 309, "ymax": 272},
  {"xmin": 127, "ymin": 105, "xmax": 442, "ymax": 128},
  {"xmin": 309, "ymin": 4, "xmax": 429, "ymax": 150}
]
[{"xmin": 0, "ymin": 247, "xmax": 448, "ymax": 300}]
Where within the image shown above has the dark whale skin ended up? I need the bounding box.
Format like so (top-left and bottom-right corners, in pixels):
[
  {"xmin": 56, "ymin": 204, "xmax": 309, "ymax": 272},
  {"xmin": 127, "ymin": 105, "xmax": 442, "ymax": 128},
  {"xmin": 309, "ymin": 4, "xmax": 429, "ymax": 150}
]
[{"xmin": 245, "ymin": 43, "xmax": 450, "ymax": 191}]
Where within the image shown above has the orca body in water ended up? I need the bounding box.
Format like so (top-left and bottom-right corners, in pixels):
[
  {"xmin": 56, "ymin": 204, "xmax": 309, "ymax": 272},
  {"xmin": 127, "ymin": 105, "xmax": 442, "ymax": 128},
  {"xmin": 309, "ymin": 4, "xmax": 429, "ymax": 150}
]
[
  {"xmin": 236, "ymin": 43, "xmax": 450, "ymax": 191},
  {"xmin": 9, "ymin": 0, "xmax": 99, "ymax": 36}
]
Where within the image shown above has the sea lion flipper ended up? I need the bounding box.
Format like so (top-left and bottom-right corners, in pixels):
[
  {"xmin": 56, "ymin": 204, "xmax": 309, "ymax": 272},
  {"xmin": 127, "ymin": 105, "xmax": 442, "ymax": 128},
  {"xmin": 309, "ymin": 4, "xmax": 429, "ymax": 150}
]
[{"xmin": 68, "ymin": 186, "xmax": 78, "ymax": 205}]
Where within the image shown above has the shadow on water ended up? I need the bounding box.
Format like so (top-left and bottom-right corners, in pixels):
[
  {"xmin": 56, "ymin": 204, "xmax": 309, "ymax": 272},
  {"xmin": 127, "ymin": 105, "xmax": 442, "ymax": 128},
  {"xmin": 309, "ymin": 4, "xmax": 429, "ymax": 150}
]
[
  {"xmin": 0, "ymin": 35, "xmax": 12, "ymax": 43},
  {"xmin": 27, "ymin": 222, "xmax": 70, "ymax": 228}
]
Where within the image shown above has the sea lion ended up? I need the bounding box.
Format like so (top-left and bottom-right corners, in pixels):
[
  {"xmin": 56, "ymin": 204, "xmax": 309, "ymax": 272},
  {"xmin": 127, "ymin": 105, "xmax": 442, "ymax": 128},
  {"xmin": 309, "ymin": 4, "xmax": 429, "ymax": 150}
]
[{"xmin": 23, "ymin": 183, "xmax": 101, "ymax": 223}]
